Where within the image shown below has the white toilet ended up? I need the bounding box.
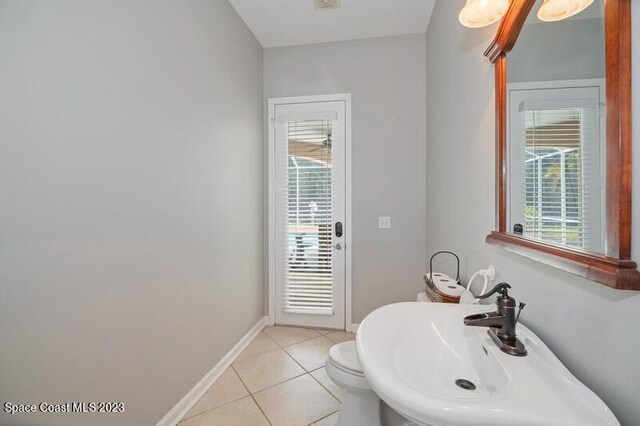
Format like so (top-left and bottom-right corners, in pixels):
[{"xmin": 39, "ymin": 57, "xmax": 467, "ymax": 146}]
[
  {"xmin": 326, "ymin": 341, "xmax": 418, "ymax": 426},
  {"xmin": 325, "ymin": 341, "xmax": 383, "ymax": 426}
]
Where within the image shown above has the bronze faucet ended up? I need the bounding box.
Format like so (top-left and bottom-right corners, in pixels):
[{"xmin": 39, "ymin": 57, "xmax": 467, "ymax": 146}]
[{"xmin": 463, "ymin": 283, "xmax": 527, "ymax": 357}]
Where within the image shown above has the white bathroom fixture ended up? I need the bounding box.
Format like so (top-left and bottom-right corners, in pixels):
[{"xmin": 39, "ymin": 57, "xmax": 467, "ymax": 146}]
[
  {"xmin": 537, "ymin": 0, "xmax": 594, "ymax": 22},
  {"xmin": 459, "ymin": 0, "xmax": 510, "ymax": 28},
  {"xmin": 357, "ymin": 302, "xmax": 620, "ymax": 426},
  {"xmin": 325, "ymin": 341, "xmax": 382, "ymax": 426}
]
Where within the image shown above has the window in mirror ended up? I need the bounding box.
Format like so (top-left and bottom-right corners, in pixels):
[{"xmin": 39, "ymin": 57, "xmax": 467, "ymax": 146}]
[
  {"xmin": 508, "ymin": 83, "xmax": 604, "ymax": 253},
  {"xmin": 485, "ymin": 0, "xmax": 639, "ymax": 289},
  {"xmin": 505, "ymin": 0, "xmax": 606, "ymax": 253}
]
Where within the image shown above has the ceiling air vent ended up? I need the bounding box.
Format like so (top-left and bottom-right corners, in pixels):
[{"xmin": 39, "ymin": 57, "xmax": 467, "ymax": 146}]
[{"xmin": 314, "ymin": 0, "xmax": 340, "ymax": 10}]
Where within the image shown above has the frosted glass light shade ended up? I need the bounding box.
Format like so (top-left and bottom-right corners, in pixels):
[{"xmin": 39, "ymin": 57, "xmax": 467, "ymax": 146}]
[
  {"xmin": 537, "ymin": 0, "xmax": 594, "ymax": 22},
  {"xmin": 459, "ymin": 0, "xmax": 510, "ymax": 28}
]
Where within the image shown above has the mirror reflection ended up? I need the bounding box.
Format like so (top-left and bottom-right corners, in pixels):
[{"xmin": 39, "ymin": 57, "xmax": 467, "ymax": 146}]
[{"xmin": 506, "ymin": 0, "xmax": 605, "ymax": 253}]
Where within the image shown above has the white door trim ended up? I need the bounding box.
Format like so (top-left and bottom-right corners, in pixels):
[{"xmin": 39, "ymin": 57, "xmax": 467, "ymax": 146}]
[{"xmin": 267, "ymin": 93, "xmax": 352, "ymax": 331}]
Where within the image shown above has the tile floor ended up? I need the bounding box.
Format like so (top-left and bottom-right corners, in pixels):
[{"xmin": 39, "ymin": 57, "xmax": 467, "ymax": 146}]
[{"xmin": 179, "ymin": 326, "xmax": 355, "ymax": 426}]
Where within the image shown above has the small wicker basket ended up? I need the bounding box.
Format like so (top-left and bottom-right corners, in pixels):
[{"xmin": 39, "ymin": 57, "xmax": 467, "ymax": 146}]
[{"xmin": 423, "ymin": 251, "xmax": 462, "ymax": 304}]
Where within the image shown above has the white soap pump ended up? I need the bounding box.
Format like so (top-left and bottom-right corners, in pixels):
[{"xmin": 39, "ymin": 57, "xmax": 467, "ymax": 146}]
[{"xmin": 459, "ymin": 265, "xmax": 496, "ymax": 305}]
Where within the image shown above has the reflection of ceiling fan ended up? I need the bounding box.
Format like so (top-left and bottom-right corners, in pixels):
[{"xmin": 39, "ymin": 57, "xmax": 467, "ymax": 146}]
[{"xmin": 310, "ymin": 133, "xmax": 332, "ymax": 152}]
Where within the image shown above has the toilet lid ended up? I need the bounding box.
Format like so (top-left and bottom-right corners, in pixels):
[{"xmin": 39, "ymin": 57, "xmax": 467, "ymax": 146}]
[{"xmin": 329, "ymin": 341, "xmax": 363, "ymax": 375}]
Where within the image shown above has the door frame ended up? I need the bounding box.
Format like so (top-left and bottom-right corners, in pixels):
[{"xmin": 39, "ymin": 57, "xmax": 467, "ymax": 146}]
[{"xmin": 267, "ymin": 93, "xmax": 353, "ymax": 331}]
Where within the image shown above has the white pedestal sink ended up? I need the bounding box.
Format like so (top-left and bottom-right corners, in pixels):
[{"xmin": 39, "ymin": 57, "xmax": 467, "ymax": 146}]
[{"xmin": 356, "ymin": 302, "xmax": 619, "ymax": 426}]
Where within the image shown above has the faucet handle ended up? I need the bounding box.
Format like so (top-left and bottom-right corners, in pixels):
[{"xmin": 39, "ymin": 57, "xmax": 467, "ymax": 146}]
[
  {"xmin": 476, "ymin": 282, "xmax": 511, "ymax": 300},
  {"xmin": 515, "ymin": 302, "xmax": 525, "ymax": 324}
]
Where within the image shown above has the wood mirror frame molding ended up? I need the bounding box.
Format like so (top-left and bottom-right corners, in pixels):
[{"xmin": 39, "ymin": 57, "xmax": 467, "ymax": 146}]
[{"xmin": 484, "ymin": 0, "xmax": 640, "ymax": 290}]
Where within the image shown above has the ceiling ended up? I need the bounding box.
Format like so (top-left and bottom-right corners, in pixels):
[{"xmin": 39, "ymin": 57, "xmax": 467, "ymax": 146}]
[{"xmin": 228, "ymin": 0, "xmax": 436, "ymax": 48}]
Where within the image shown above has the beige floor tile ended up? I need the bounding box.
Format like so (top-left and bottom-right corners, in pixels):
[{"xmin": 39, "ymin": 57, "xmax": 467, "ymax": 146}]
[
  {"xmin": 325, "ymin": 331, "xmax": 355, "ymax": 344},
  {"xmin": 179, "ymin": 397, "xmax": 268, "ymax": 426},
  {"xmin": 235, "ymin": 331, "xmax": 279, "ymax": 362},
  {"xmin": 253, "ymin": 374, "xmax": 340, "ymax": 426},
  {"xmin": 264, "ymin": 325, "xmax": 322, "ymax": 347},
  {"xmin": 233, "ymin": 349, "xmax": 304, "ymax": 393},
  {"xmin": 183, "ymin": 368, "xmax": 249, "ymax": 419},
  {"xmin": 311, "ymin": 411, "xmax": 340, "ymax": 426},
  {"xmin": 310, "ymin": 367, "xmax": 345, "ymax": 401},
  {"xmin": 316, "ymin": 328, "xmax": 336, "ymax": 335},
  {"xmin": 284, "ymin": 336, "xmax": 334, "ymax": 371}
]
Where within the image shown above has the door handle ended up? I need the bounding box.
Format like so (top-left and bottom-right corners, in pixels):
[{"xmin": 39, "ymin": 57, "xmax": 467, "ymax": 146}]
[{"xmin": 335, "ymin": 221, "xmax": 343, "ymax": 238}]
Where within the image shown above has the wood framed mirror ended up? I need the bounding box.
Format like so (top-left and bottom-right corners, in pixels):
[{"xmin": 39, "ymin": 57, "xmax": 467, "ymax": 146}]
[{"xmin": 485, "ymin": 0, "xmax": 640, "ymax": 290}]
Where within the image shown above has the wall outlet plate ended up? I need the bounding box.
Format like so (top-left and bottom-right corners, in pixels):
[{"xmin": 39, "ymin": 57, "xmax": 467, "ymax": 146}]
[{"xmin": 378, "ymin": 216, "xmax": 391, "ymax": 229}]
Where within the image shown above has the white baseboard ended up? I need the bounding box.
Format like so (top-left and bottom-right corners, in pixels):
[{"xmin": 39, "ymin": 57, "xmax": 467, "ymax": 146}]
[
  {"xmin": 156, "ymin": 316, "xmax": 268, "ymax": 426},
  {"xmin": 268, "ymin": 316, "xmax": 356, "ymax": 333}
]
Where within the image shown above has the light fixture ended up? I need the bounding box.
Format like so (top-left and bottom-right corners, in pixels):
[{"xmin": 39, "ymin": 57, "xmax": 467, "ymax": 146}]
[
  {"xmin": 537, "ymin": 0, "xmax": 594, "ymax": 22},
  {"xmin": 459, "ymin": 0, "xmax": 510, "ymax": 28},
  {"xmin": 314, "ymin": 0, "xmax": 340, "ymax": 10}
]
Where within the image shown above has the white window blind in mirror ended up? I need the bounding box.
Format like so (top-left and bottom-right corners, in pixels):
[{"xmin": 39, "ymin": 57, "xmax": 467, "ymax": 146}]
[
  {"xmin": 282, "ymin": 119, "xmax": 334, "ymax": 314},
  {"xmin": 523, "ymin": 108, "xmax": 588, "ymax": 248},
  {"xmin": 508, "ymin": 82, "xmax": 604, "ymax": 254}
]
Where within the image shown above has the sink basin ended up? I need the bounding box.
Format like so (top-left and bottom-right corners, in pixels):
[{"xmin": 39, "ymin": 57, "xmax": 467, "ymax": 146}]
[{"xmin": 356, "ymin": 302, "xmax": 619, "ymax": 426}]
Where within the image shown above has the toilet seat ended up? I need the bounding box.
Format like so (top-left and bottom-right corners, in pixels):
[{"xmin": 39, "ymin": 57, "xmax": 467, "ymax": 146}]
[{"xmin": 328, "ymin": 341, "xmax": 365, "ymax": 377}]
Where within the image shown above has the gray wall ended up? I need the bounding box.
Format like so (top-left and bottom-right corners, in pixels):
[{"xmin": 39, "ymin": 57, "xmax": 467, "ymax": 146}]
[
  {"xmin": 426, "ymin": 1, "xmax": 640, "ymax": 425},
  {"xmin": 509, "ymin": 18, "xmax": 605, "ymax": 83},
  {"xmin": 264, "ymin": 34, "xmax": 427, "ymax": 323},
  {"xmin": 0, "ymin": 1, "xmax": 264, "ymax": 425}
]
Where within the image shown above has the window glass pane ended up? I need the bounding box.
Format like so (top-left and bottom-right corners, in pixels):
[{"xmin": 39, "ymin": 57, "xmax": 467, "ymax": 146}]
[
  {"xmin": 523, "ymin": 108, "xmax": 587, "ymax": 249},
  {"xmin": 284, "ymin": 120, "xmax": 334, "ymax": 314}
]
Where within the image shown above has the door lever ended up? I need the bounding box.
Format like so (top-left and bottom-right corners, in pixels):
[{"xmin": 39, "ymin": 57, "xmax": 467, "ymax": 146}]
[{"xmin": 335, "ymin": 221, "xmax": 343, "ymax": 238}]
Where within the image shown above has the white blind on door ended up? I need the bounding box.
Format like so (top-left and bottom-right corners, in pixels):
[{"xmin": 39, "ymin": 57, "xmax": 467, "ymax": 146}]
[
  {"xmin": 281, "ymin": 119, "xmax": 334, "ymax": 315},
  {"xmin": 522, "ymin": 107, "xmax": 590, "ymax": 248}
]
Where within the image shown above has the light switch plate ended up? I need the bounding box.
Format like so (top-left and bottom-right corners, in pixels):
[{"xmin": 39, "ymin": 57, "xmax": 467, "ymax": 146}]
[{"xmin": 378, "ymin": 216, "xmax": 391, "ymax": 229}]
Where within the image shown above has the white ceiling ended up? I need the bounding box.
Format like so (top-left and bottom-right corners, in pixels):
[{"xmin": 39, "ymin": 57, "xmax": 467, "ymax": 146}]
[{"xmin": 228, "ymin": 0, "xmax": 436, "ymax": 48}]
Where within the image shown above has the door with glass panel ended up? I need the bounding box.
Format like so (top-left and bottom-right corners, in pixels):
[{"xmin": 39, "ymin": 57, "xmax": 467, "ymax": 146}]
[{"xmin": 273, "ymin": 100, "xmax": 347, "ymax": 329}]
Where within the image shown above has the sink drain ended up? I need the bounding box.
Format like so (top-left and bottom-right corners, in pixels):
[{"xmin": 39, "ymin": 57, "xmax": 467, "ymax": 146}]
[{"xmin": 455, "ymin": 379, "xmax": 476, "ymax": 390}]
